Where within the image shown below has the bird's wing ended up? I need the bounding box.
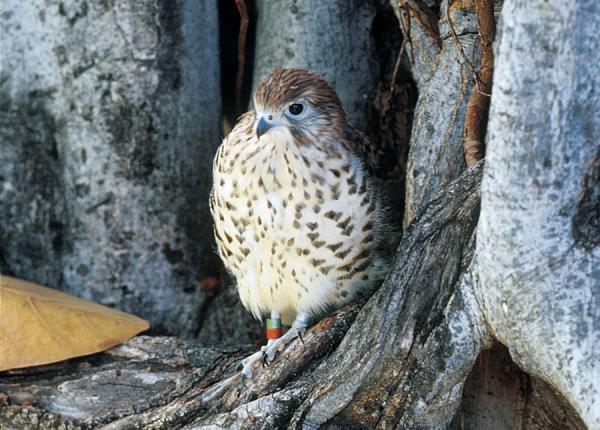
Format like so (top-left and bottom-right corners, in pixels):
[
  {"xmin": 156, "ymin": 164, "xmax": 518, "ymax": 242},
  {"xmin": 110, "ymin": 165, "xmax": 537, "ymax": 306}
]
[
  {"xmin": 345, "ymin": 126, "xmax": 402, "ymax": 180},
  {"xmin": 344, "ymin": 126, "xmax": 381, "ymax": 178},
  {"xmin": 344, "ymin": 125, "xmax": 402, "ymax": 258}
]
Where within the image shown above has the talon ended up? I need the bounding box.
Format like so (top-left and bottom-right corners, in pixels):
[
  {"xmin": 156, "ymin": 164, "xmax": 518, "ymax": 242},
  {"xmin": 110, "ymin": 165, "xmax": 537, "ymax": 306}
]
[
  {"xmin": 261, "ymin": 351, "xmax": 270, "ymax": 368},
  {"xmin": 239, "ymin": 349, "xmax": 264, "ymax": 381},
  {"xmin": 297, "ymin": 330, "xmax": 305, "ymax": 346},
  {"xmin": 242, "ymin": 364, "xmax": 253, "ymax": 380},
  {"xmin": 268, "ymin": 345, "xmax": 280, "ymax": 361}
]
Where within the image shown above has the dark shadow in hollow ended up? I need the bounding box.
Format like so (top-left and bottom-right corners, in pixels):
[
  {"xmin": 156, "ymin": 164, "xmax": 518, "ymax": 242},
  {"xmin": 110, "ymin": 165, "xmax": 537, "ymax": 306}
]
[
  {"xmin": 219, "ymin": 0, "xmax": 257, "ymax": 133},
  {"xmin": 450, "ymin": 342, "xmax": 586, "ymax": 430}
]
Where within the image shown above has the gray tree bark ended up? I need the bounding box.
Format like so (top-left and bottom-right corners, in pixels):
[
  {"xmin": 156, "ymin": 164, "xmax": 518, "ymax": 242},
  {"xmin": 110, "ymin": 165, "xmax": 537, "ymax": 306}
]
[
  {"xmin": 0, "ymin": 0, "xmax": 221, "ymax": 336},
  {"xmin": 471, "ymin": 0, "xmax": 599, "ymax": 426},
  {"xmin": 396, "ymin": 0, "xmax": 503, "ymax": 228}
]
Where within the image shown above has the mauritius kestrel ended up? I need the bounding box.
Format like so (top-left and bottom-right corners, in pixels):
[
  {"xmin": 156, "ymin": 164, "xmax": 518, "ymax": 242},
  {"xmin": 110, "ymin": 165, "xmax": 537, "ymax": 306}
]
[{"xmin": 210, "ymin": 68, "xmax": 393, "ymax": 377}]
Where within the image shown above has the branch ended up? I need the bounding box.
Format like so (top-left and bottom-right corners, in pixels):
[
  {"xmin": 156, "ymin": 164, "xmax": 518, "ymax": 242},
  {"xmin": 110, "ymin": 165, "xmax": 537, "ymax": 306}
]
[{"xmin": 291, "ymin": 161, "xmax": 486, "ymax": 428}]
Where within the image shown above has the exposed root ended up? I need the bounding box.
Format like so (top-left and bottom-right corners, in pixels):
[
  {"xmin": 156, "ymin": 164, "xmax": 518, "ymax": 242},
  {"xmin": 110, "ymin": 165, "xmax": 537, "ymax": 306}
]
[{"xmin": 463, "ymin": 0, "xmax": 496, "ymax": 166}]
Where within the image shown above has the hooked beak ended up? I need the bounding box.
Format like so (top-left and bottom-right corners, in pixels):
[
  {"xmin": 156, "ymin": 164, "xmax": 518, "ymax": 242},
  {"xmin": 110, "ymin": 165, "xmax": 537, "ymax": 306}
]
[{"xmin": 256, "ymin": 116, "xmax": 274, "ymax": 139}]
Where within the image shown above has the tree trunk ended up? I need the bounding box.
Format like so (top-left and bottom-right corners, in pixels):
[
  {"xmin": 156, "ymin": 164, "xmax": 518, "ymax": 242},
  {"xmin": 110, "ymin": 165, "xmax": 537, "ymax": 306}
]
[
  {"xmin": 471, "ymin": 0, "xmax": 599, "ymax": 426},
  {"xmin": 0, "ymin": 0, "xmax": 221, "ymax": 336},
  {"xmin": 397, "ymin": 0, "xmax": 502, "ymax": 228}
]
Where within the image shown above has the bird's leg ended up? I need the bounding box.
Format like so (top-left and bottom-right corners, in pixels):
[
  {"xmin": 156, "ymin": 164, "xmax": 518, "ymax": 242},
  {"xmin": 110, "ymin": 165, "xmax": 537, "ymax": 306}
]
[
  {"xmin": 262, "ymin": 311, "xmax": 310, "ymax": 361},
  {"xmin": 240, "ymin": 309, "xmax": 281, "ymax": 379},
  {"xmin": 265, "ymin": 310, "xmax": 282, "ymax": 343},
  {"xmin": 241, "ymin": 311, "xmax": 311, "ymax": 379}
]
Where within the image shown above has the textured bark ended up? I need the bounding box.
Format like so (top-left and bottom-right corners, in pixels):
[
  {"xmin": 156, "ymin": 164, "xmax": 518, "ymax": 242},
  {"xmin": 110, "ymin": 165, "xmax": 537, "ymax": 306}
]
[
  {"xmin": 252, "ymin": 0, "xmax": 380, "ymax": 130},
  {"xmin": 2, "ymin": 344, "xmax": 583, "ymax": 430},
  {"xmin": 0, "ymin": 336, "xmax": 252, "ymax": 429},
  {"xmin": 401, "ymin": 0, "xmax": 484, "ymax": 228},
  {"xmin": 0, "ymin": 0, "xmax": 221, "ymax": 336},
  {"xmin": 0, "ymin": 305, "xmax": 358, "ymax": 429},
  {"xmin": 390, "ymin": 0, "xmax": 442, "ymax": 90},
  {"xmin": 472, "ymin": 0, "xmax": 600, "ymax": 427},
  {"xmin": 289, "ymin": 162, "xmax": 486, "ymax": 429}
]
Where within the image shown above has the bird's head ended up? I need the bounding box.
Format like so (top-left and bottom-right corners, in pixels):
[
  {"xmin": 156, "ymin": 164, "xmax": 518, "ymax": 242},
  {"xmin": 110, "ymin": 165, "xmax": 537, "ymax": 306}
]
[{"xmin": 253, "ymin": 68, "xmax": 347, "ymax": 143}]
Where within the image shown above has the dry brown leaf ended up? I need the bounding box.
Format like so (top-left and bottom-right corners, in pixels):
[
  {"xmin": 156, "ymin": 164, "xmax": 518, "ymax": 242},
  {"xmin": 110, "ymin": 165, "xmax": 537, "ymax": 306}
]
[{"xmin": 0, "ymin": 275, "xmax": 149, "ymax": 371}]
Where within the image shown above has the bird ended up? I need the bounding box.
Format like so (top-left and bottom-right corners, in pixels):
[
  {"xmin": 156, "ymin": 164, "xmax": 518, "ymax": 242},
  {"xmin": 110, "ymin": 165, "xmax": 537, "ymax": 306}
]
[{"xmin": 210, "ymin": 68, "xmax": 394, "ymax": 378}]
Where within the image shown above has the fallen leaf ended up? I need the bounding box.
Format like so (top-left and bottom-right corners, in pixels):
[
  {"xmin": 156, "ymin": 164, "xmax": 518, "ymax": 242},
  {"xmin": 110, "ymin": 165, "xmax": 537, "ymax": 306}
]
[{"xmin": 0, "ymin": 276, "xmax": 149, "ymax": 371}]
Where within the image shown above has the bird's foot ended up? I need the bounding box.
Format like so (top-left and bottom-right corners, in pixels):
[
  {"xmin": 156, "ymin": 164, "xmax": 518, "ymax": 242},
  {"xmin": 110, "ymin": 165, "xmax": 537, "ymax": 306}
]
[
  {"xmin": 239, "ymin": 349, "xmax": 266, "ymax": 384},
  {"xmin": 240, "ymin": 326, "xmax": 307, "ymax": 381}
]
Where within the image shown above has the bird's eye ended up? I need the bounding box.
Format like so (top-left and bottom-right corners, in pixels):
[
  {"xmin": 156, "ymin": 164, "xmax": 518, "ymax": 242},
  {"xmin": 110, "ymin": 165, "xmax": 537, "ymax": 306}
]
[{"xmin": 288, "ymin": 103, "xmax": 304, "ymax": 115}]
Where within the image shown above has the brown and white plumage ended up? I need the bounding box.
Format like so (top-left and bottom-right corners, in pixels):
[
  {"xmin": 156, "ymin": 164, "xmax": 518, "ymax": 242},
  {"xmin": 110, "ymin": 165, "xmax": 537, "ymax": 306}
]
[{"xmin": 210, "ymin": 69, "xmax": 392, "ymax": 372}]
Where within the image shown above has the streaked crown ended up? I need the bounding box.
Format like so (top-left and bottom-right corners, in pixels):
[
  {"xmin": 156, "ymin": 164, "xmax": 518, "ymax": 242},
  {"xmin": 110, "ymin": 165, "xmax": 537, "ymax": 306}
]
[{"xmin": 254, "ymin": 68, "xmax": 345, "ymax": 118}]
